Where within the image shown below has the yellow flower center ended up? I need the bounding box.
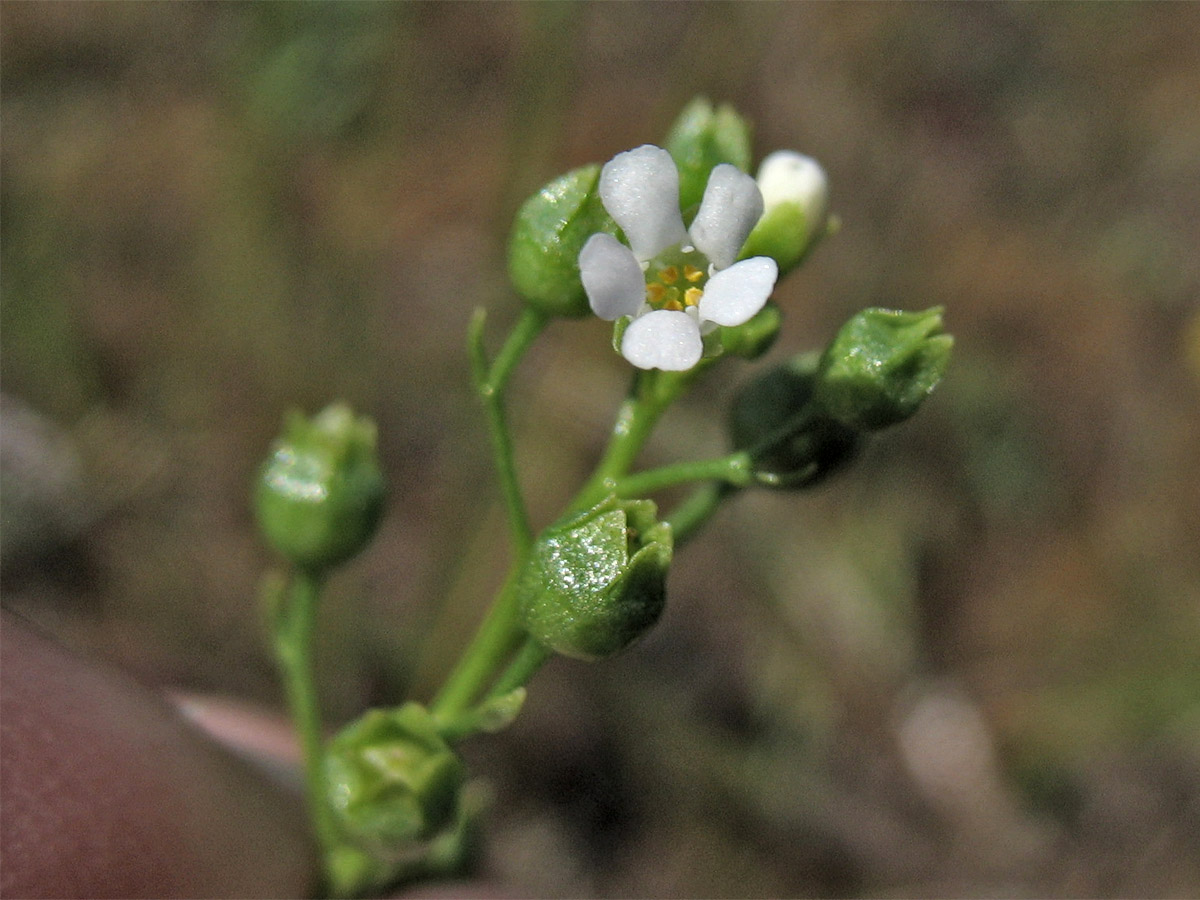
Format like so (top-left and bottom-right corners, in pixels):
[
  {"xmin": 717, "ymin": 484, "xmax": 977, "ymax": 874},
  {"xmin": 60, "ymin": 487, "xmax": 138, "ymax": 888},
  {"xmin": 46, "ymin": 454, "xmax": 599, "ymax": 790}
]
[{"xmin": 644, "ymin": 250, "xmax": 708, "ymax": 311}]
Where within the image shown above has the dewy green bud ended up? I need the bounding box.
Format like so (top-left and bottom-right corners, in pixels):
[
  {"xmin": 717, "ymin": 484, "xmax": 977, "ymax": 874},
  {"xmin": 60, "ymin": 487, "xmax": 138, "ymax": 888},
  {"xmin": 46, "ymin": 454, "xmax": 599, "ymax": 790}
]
[
  {"xmin": 254, "ymin": 404, "xmax": 384, "ymax": 571},
  {"xmin": 729, "ymin": 353, "xmax": 862, "ymax": 489},
  {"xmin": 739, "ymin": 151, "xmax": 830, "ymax": 276},
  {"xmin": 519, "ymin": 496, "xmax": 672, "ymax": 662},
  {"xmin": 508, "ymin": 164, "xmax": 617, "ymax": 318},
  {"xmin": 325, "ymin": 704, "xmax": 465, "ymax": 850},
  {"xmin": 813, "ymin": 307, "xmax": 953, "ymax": 431},
  {"xmin": 665, "ymin": 96, "xmax": 753, "ymax": 213}
]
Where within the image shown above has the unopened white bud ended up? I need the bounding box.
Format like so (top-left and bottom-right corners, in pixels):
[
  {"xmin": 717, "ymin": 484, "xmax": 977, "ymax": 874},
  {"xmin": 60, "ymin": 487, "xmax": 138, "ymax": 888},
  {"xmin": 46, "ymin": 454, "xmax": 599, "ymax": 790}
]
[{"xmin": 756, "ymin": 151, "xmax": 828, "ymax": 228}]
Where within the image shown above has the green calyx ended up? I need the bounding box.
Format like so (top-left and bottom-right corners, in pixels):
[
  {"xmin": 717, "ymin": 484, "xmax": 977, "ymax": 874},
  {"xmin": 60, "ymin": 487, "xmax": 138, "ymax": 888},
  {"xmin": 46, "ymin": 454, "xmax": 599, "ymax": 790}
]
[
  {"xmin": 519, "ymin": 496, "xmax": 673, "ymax": 661},
  {"xmin": 719, "ymin": 301, "xmax": 783, "ymax": 361},
  {"xmin": 740, "ymin": 201, "xmax": 832, "ymax": 278},
  {"xmin": 324, "ymin": 704, "xmax": 466, "ymax": 852},
  {"xmin": 665, "ymin": 96, "xmax": 753, "ymax": 214},
  {"xmin": 508, "ymin": 164, "xmax": 617, "ymax": 318},
  {"xmin": 255, "ymin": 403, "xmax": 385, "ymax": 571},
  {"xmin": 814, "ymin": 307, "xmax": 953, "ymax": 431},
  {"xmin": 739, "ymin": 151, "xmax": 832, "ymax": 277}
]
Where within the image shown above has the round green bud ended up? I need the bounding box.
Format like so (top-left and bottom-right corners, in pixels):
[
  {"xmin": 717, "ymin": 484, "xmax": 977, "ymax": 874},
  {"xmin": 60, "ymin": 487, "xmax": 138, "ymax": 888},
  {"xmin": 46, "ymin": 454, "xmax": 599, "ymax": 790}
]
[
  {"xmin": 508, "ymin": 164, "xmax": 617, "ymax": 318},
  {"xmin": 519, "ymin": 497, "xmax": 673, "ymax": 662},
  {"xmin": 814, "ymin": 307, "xmax": 953, "ymax": 431},
  {"xmin": 729, "ymin": 353, "xmax": 862, "ymax": 490},
  {"xmin": 665, "ymin": 96, "xmax": 753, "ymax": 214},
  {"xmin": 254, "ymin": 404, "xmax": 385, "ymax": 571},
  {"xmin": 324, "ymin": 704, "xmax": 465, "ymax": 851}
]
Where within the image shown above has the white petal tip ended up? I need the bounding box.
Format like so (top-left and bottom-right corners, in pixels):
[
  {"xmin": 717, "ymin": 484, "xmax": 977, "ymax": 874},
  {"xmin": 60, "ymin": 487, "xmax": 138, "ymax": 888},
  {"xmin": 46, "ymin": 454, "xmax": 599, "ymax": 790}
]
[
  {"xmin": 689, "ymin": 164, "xmax": 764, "ymax": 271},
  {"xmin": 599, "ymin": 145, "xmax": 688, "ymax": 261}
]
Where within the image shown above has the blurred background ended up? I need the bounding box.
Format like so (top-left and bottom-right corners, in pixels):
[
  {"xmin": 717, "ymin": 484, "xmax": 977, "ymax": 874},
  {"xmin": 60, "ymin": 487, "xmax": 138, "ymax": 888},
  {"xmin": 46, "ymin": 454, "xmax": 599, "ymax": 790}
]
[{"xmin": 3, "ymin": 3, "xmax": 1199, "ymax": 896}]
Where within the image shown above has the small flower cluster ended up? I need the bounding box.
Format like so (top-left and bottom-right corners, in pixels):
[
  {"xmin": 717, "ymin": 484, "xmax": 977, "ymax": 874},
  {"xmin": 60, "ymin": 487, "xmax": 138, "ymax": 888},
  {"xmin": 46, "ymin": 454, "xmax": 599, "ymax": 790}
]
[{"xmin": 579, "ymin": 145, "xmax": 827, "ymax": 371}]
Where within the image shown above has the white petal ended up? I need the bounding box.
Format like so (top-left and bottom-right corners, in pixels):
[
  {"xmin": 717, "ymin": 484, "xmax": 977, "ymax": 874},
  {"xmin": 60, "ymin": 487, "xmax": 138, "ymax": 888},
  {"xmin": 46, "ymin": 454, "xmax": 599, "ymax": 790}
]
[
  {"xmin": 579, "ymin": 233, "xmax": 646, "ymax": 320},
  {"xmin": 599, "ymin": 145, "xmax": 688, "ymax": 261},
  {"xmin": 688, "ymin": 164, "xmax": 764, "ymax": 270},
  {"xmin": 756, "ymin": 151, "xmax": 828, "ymax": 224},
  {"xmin": 620, "ymin": 309, "xmax": 703, "ymax": 371},
  {"xmin": 697, "ymin": 256, "xmax": 778, "ymax": 327}
]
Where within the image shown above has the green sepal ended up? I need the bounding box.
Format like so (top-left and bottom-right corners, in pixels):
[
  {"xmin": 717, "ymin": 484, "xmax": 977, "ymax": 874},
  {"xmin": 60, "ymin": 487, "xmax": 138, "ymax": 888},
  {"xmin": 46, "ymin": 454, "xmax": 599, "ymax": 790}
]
[
  {"xmin": 325, "ymin": 787, "xmax": 478, "ymax": 899},
  {"xmin": 519, "ymin": 497, "xmax": 673, "ymax": 661},
  {"xmin": 324, "ymin": 704, "xmax": 466, "ymax": 852},
  {"xmin": 813, "ymin": 307, "xmax": 953, "ymax": 431},
  {"xmin": 611, "ymin": 315, "xmax": 632, "ymax": 354},
  {"xmin": 739, "ymin": 151, "xmax": 832, "ymax": 277},
  {"xmin": 741, "ymin": 205, "xmax": 836, "ymax": 277},
  {"xmin": 508, "ymin": 164, "xmax": 618, "ymax": 318},
  {"xmin": 729, "ymin": 352, "xmax": 862, "ymax": 490},
  {"xmin": 254, "ymin": 404, "xmax": 385, "ymax": 572},
  {"xmin": 434, "ymin": 687, "xmax": 527, "ymax": 742},
  {"xmin": 719, "ymin": 301, "xmax": 783, "ymax": 360},
  {"xmin": 665, "ymin": 96, "xmax": 753, "ymax": 214}
]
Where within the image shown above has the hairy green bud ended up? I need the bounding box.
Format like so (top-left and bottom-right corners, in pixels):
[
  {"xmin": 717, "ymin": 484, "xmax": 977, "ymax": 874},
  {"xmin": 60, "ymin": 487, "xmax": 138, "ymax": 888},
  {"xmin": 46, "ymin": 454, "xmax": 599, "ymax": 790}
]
[
  {"xmin": 519, "ymin": 497, "xmax": 673, "ymax": 661},
  {"xmin": 255, "ymin": 404, "xmax": 384, "ymax": 571},
  {"xmin": 814, "ymin": 307, "xmax": 953, "ymax": 431}
]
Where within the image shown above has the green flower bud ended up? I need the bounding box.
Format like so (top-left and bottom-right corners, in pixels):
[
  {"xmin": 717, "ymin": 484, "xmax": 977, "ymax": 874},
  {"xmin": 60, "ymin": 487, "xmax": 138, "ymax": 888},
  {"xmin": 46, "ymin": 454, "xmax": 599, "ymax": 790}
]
[
  {"xmin": 325, "ymin": 704, "xmax": 465, "ymax": 852},
  {"xmin": 814, "ymin": 307, "xmax": 953, "ymax": 431},
  {"xmin": 729, "ymin": 353, "xmax": 862, "ymax": 490},
  {"xmin": 254, "ymin": 404, "xmax": 384, "ymax": 571},
  {"xmin": 665, "ymin": 96, "xmax": 753, "ymax": 213},
  {"xmin": 718, "ymin": 301, "xmax": 783, "ymax": 360},
  {"xmin": 508, "ymin": 164, "xmax": 617, "ymax": 318},
  {"xmin": 519, "ymin": 497, "xmax": 673, "ymax": 662},
  {"xmin": 739, "ymin": 151, "xmax": 831, "ymax": 276}
]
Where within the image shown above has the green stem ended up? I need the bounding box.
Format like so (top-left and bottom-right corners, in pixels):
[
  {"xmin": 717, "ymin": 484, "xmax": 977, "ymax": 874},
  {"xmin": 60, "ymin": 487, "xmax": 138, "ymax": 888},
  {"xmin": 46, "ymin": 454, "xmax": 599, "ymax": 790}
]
[
  {"xmin": 487, "ymin": 636, "xmax": 552, "ymax": 700},
  {"xmin": 469, "ymin": 307, "xmax": 547, "ymax": 557},
  {"xmin": 488, "ymin": 307, "xmax": 547, "ymax": 394},
  {"xmin": 613, "ymin": 451, "xmax": 754, "ymax": 498},
  {"xmin": 272, "ymin": 569, "xmax": 339, "ymax": 856},
  {"xmin": 433, "ymin": 309, "xmax": 547, "ymax": 722},
  {"xmin": 571, "ymin": 369, "xmax": 693, "ymax": 511},
  {"xmin": 434, "ymin": 355, "xmax": 692, "ymax": 727},
  {"xmin": 656, "ymin": 402, "xmax": 826, "ymax": 548},
  {"xmin": 430, "ymin": 564, "xmax": 526, "ymax": 720},
  {"xmin": 666, "ymin": 482, "xmax": 738, "ymax": 546}
]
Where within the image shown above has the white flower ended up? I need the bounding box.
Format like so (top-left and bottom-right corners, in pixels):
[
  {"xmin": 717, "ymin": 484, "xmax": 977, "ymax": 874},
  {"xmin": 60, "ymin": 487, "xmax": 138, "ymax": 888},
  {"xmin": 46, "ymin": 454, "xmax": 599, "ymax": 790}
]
[{"xmin": 579, "ymin": 145, "xmax": 779, "ymax": 371}]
